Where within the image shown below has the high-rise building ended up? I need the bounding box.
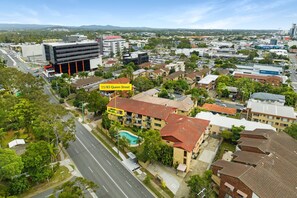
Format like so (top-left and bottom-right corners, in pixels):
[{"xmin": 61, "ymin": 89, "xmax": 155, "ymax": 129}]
[
  {"xmin": 97, "ymin": 36, "xmax": 128, "ymax": 57},
  {"xmin": 44, "ymin": 41, "xmax": 101, "ymax": 75},
  {"xmin": 289, "ymin": 23, "xmax": 297, "ymax": 38}
]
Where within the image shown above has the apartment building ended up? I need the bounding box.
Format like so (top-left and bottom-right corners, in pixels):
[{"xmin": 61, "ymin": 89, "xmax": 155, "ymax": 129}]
[
  {"xmin": 97, "ymin": 35, "xmax": 128, "ymax": 57},
  {"xmin": 165, "ymin": 61, "xmax": 185, "ymax": 72},
  {"xmin": 233, "ymin": 73, "xmax": 282, "ymax": 86},
  {"xmin": 161, "ymin": 114, "xmax": 209, "ymax": 172},
  {"xmin": 246, "ymin": 100, "xmax": 296, "ymax": 132},
  {"xmin": 197, "ymin": 74, "xmax": 219, "ymax": 90},
  {"xmin": 107, "ymin": 97, "xmax": 177, "ymax": 130},
  {"xmin": 250, "ymin": 92, "xmax": 285, "ymax": 105},
  {"xmin": 211, "ymin": 129, "xmax": 297, "ymax": 198},
  {"xmin": 196, "ymin": 112, "xmax": 275, "ymax": 135},
  {"xmin": 164, "ymin": 71, "xmax": 184, "ymax": 81},
  {"xmin": 132, "ymin": 91, "xmax": 195, "ymax": 115}
]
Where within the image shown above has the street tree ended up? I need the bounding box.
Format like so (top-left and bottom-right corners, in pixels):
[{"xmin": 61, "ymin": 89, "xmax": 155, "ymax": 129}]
[
  {"xmin": 0, "ymin": 148, "xmax": 24, "ymax": 181},
  {"xmin": 284, "ymin": 123, "xmax": 297, "ymax": 140},
  {"xmin": 187, "ymin": 170, "xmax": 216, "ymax": 198}
]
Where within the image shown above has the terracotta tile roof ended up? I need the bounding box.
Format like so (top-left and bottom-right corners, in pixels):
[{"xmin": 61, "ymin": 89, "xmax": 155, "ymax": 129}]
[
  {"xmin": 202, "ymin": 103, "xmax": 237, "ymax": 115},
  {"xmin": 139, "ymin": 62, "xmax": 151, "ymax": 69},
  {"xmin": 234, "ymin": 73, "xmax": 282, "ymax": 81},
  {"xmin": 102, "ymin": 77, "xmax": 130, "ymax": 84},
  {"xmin": 107, "ymin": 97, "xmax": 176, "ymax": 120},
  {"xmin": 105, "ymin": 60, "xmax": 117, "ymax": 64},
  {"xmin": 160, "ymin": 114, "xmax": 209, "ymax": 151},
  {"xmin": 185, "ymin": 68, "xmax": 210, "ymax": 80}
]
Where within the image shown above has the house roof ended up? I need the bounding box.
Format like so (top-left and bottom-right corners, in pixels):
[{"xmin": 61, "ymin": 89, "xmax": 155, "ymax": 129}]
[
  {"xmin": 202, "ymin": 103, "xmax": 237, "ymax": 115},
  {"xmin": 107, "ymin": 97, "xmax": 176, "ymax": 120},
  {"xmin": 71, "ymin": 76, "xmax": 104, "ymax": 88},
  {"xmin": 250, "ymin": 92, "xmax": 285, "ymax": 103},
  {"xmin": 198, "ymin": 75, "xmax": 219, "ymax": 84},
  {"xmin": 247, "ymin": 100, "xmax": 296, "ymax": 119},
  {"xmin": 160, "ymin": 114, "xmax": 209, "ymax": 151},
  {"xmin": 165, "ymin": 71, "xmax": 184, "ymax": 80},
  {"xmin": 212, "ymin": 129, "xmax": 297, "ymax": 198},
  {"xmin": 195, "ymin": 112, "xmax": 275, "ymax": 131},
  {"xmin": 234, "ymin": 73, "xmax": 282, "ymax": 81},
  {"xmin": 139, "ymin": 62, "xmax": 151, "ymax": 69},
  {"xmin": 101, "ymin": 77, "xmax": 130, "ymax": 84},
  {"xmin": 131, "ymin": 94, "xmax": 194, "ymax": 112}
]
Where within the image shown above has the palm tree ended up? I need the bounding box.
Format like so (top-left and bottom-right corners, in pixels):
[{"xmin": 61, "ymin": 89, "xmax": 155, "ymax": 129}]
[
  {"xmin": 123, "ymin": 66, "xmax": 134, "ymax": 81},
  {"xmin": 48, "ymin": 142, "xmax": 58, "ymax": 163}
]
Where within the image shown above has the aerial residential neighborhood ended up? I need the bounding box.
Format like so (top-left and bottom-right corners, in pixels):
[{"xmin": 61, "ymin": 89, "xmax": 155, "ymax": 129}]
[{"xmin": 0, "ymin": 1, "xmax": 297, "ymax": 198}]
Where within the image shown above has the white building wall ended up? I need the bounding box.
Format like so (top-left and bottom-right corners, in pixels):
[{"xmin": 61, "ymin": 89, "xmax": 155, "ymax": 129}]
[
  {"xmin": 21, "ymin": 44, "xmax": 45, "ymax": 60},
  {"xmin": 90, "ymin": 56, "xmax": 102, "ymax": 70}
]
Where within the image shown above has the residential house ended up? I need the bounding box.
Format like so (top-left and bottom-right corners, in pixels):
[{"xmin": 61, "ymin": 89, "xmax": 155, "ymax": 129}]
[
  {"xmin": 197, "ymin": 75, "xmax": 219, "ymax": 90},
  {"xmin": 185, "ymin": 68, "xmax": 210, "ymax": 88},
  {"xmin": 132, "ymin": 92, "xmax": 195, "ymax": 115},
  {"xmin": 161, "ymin": 114, "xmax": 210, "ymax": 172},
  {"xmin": 164, "ymin": 71, "xmax": 184, "ymax": 81},
  {"xmin": 132, "ymin": 69, "xmax": 147, "ymax": 79},
  {"xmin": 71, "ymin": 76, "xmax": 105, "ymax": 91},
  {"xmin": 107, "ymin": 97, "xmax": 177, "ymax": 130},
  {"xmin": 165, "ymin": 61, "xmax": 185, "ymax": 72},
  {"xmin": 149, "ymin": 68, "xmax": 169, "ymax": 80},
  {"xmin": 246, "ymin": 100, "xmax": 296, "ymax": 132},
  {"xmin": 202, "ymin": 103, "xmax": 237, "ymax": 116},
  {"xmin": 195, "ymin": 112, "xmax": 275, "ymax": 135},
  {"xmin": 211, "ymin": 129, "xmax": 297, "ymax": 198},
  {"xmin": 100, "ymin": 77, "xmax": 131, "ymax": 97}
]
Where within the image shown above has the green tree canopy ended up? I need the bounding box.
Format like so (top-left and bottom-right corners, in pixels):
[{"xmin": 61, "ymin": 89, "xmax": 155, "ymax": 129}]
[
  {"xmin": 0, "ymin": 148, "xmax": 24, "ymax": 181},
  {"xmin": 284, "ymin": 123, "xmax": 297, "ymax": 140},
  {"xmin": 187, "ymin": 170, "xmax": 215, "ymax": 198},
  {"xmin": 132, "ymin": 77, "xmax": 154, "ymax": 92}
]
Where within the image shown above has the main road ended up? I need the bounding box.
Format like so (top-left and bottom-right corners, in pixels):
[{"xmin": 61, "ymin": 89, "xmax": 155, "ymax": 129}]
[{"xmin": 0, "ymin": 48, "xmax": 154, "ymax": 198}]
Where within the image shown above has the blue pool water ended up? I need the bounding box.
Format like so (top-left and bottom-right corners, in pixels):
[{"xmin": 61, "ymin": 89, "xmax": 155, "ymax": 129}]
[{"xmin": 119, "ymin": 131, "xmax": 140, "ymax": 145}]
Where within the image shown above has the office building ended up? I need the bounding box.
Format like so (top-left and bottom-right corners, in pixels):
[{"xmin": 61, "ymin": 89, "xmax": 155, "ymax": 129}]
[
  {"xmin": 211, "ymin": 129, "xmax": 297, "ymax": 198},
  {"xmin": 246, "ymin": 100, "xmax": 296, "ymax": 132},
  {"xmin": 44, "ymin": 41, "xmax": 101, "ymax": 75},
  {"xmin": 123, "ymin": 52, "xmax": 149, "ymax": 65},
  {"xmin": 269, "ymin": 38, "xmax": 278, "ymax": 45},
  {"xmin": 97, "ymin": 36, "xmax": 128, "ymax": 57},
  {"xmin": 64, "ymin": 34, "xmax": 87, "ymax": 43},
  {"xmin": 289, "ymin": 23, "xmax": 297, "ymax": 38}
]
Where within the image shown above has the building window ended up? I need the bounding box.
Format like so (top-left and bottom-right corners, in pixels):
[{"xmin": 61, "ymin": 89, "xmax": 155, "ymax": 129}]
[
  {"xmin": 183, "ymin": 158, "xmax": 187, "ymax": 164},
  {"xmin": 184, "ymin": 150, "xmax": 187, "ymax": 157},
  {"xmin": 154, "ymin": 123, "xmax": 161, "ymax": 127},
  {"xmin": 155, "ymin": 118, "xmax": 161, "ymax": 121},
  {"xmin": 282, "ymin": 118, "xmax": 288, "ymax": 122}
]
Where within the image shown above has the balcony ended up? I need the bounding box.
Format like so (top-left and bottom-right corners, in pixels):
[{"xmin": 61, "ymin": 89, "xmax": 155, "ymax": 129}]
[{"xmin": 211, "ymin": 175, "xmax": 221, "ymax": 186}]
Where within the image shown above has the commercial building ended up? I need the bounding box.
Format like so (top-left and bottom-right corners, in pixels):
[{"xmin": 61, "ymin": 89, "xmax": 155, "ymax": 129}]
[
  {"xmin": 123, "ymin": 52, "xmax": 149, "ymax": 65},
  {"xmin": 250, "ymin": 92, "xmax": 285, "ymax": 105},
  {"xmin": 97, "ymin": 35, "xmax": 128, "ymax": 57},
  {"xmin": 64, "ymin": 34, "xmax": 87, "ymax": 43},
  {"xmin": 132, "ymin": 91, "xmax": 195, "ymax": 115},
  {"xmin": 161, "ymin": 114, "xmax": 209, "ymax": 172},
  {"xmin": 197, "ymin": 75, "xmax": 219, "ymax": 90},
  {"xmin": 269, "ymin": 49, "xmax": 288, "ymax": 57},
  {"xmin": 20, "ymin": 44, "xmax": 45, "ymax": 62},
  {"xmin": 246, "ymin": 100, "xmax": 296, "ymax": 132},
  {"xmin": 211, "ymin": 129, "xmax": 297, "ymax": 198},
  {"xmin": 234, "ymin": 64, "xmax": 283, "ymax": 76},
  {"xmin": 44, "ymin": 41, "xmax": 101, "ymax": 75},
  {"xmin": 289, "ymin": 23, "xmax": 297, "ymax": 38},
  {"xmin": 195, "ymin": 112, "xmax": 275, "ymax": 135},
  {"xmin": 107, "ymin": 97, "xmax": 177, "ymax": 131}
]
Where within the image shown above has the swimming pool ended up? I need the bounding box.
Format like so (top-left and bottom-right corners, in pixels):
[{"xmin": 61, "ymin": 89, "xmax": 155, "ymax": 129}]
[{"xmin": 118, "ymin": 130, "xmax": 141, "ymax": 146}]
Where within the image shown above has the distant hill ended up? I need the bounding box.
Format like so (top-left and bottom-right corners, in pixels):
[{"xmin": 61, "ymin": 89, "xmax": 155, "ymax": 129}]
[{"xmin": 0, "ymin": 23, "xmax": 153, "ymax": 31}]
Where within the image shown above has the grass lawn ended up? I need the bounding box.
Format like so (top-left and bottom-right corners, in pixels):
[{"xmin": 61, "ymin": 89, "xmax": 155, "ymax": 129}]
[
  {"xmin": 20, "ymin": 166, "xmax": 72, "ymax": 198},
  {"xmin": 214, "ymin": 141, "xmax": 236, "ymax": 161}
]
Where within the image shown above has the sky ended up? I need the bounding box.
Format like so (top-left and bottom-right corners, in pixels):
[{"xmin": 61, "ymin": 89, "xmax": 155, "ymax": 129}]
[{"xmin": 0, "ymin": 0, "xmax": 296, "ymax": 29}]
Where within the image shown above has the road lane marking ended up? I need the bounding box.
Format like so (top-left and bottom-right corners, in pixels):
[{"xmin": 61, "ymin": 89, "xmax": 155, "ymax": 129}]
[
  {"xmin": 103, "ymin": 185, "xmax": 109, "ymax": 192},
  {"xmin": 88, "ymin": 166, "xmax": 94, "ymax": 173},
  {"xmin": 125, "ymin": 181, "xmax": 132, "ymax": 188},
  {"xmin": 76, "ymin": 136, "xmax": 129, "ymax": 198},
  {"xmin": 74, "ymin": 148, "xmax": 79, "ymax": 154},
  {"xmin": 106, "ymin": 160, "xmax": 112, "ymax": 166}
]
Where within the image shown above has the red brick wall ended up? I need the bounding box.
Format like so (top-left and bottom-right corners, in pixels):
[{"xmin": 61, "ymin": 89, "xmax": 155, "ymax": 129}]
[
  {"xmin": 218, "ymin": 174, "xmax": 253, "ymax": 198},
  {"xmin": 239, "ymin": 145, "xmax": 265, "ymax": 154}
]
